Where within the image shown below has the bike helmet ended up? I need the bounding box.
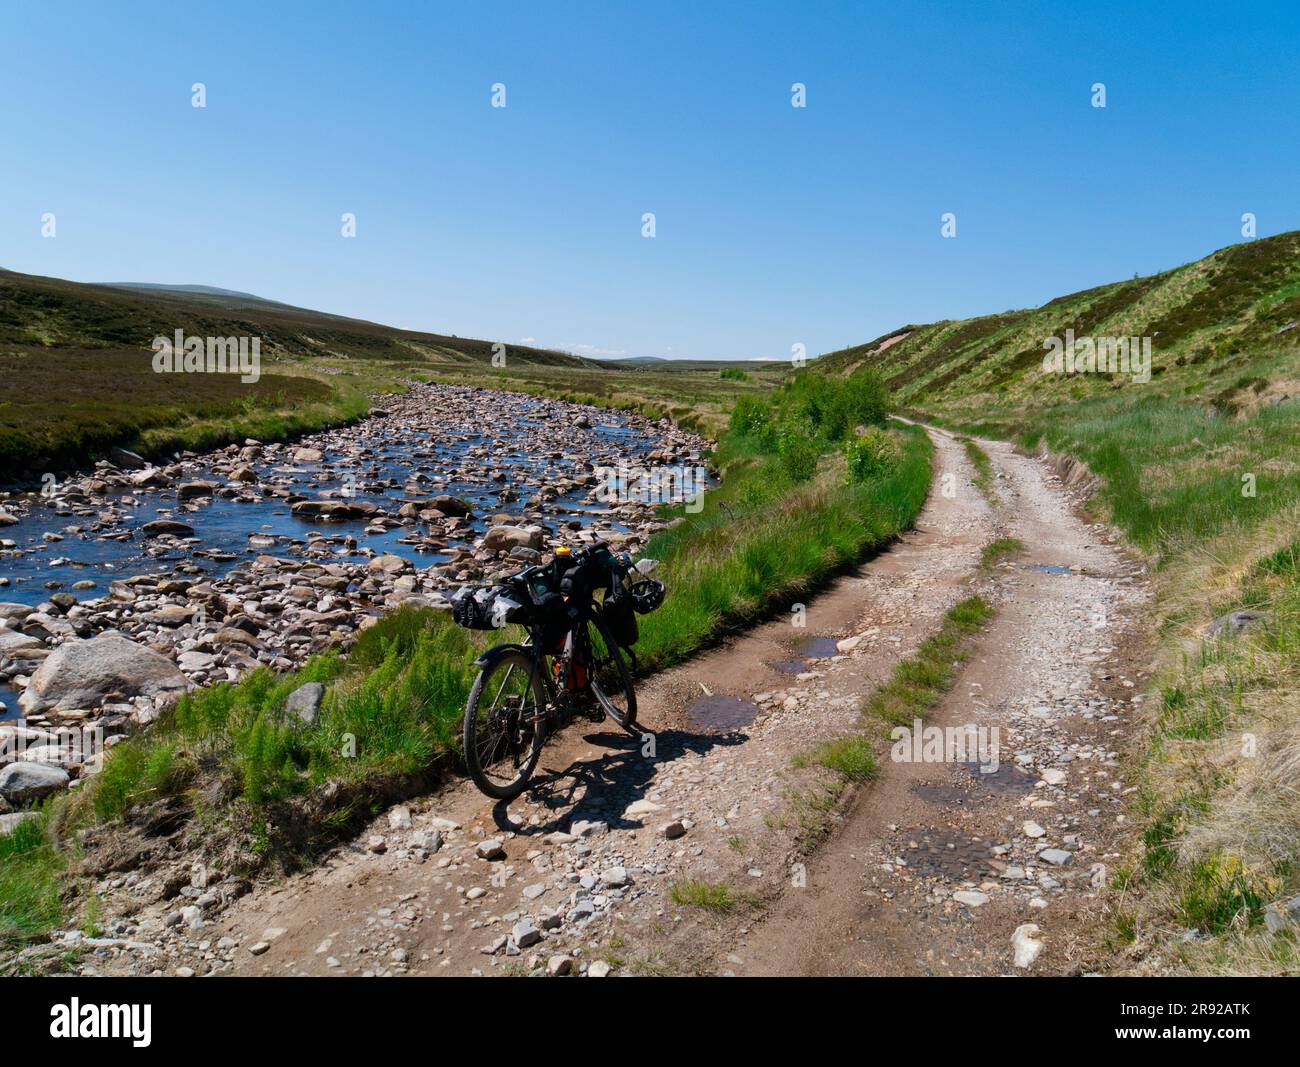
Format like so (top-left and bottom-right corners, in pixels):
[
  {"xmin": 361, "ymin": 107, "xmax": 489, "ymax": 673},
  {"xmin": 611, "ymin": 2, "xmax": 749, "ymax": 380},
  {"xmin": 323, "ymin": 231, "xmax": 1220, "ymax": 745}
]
[{"xmin": 629, "ymin": 577, "xmax": 666, "ymax": 615}]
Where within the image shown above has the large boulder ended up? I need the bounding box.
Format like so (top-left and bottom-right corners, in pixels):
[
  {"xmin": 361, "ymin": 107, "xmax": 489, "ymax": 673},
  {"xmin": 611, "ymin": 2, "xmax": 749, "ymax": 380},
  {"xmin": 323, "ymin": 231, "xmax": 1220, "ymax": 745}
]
[
  {"xmin": 109, "ymin": 446, "xmax": 149, "ymax": 470},
  {"xmin": 367, "ymin": 554, "xmax": 411, "ymax": 576},
  {"xmin": 177, "ymin": 481, "xmax": 220, "ymax": 501},
  {"xmin": 0, "ymin": 629, "xmax": 44, "ymax": 655},
  {"xmin": 130, "ymin": 467, "xmax": 172, "ymax": 488},
  {"xmin": 430, "ymin": 495, "xmax": 473, "ymax": 517},
  {"xmin": 283, "ymin": 682, "xmax": 325, "ymax": 725},
  {"xmin": 146, "ymin": 605, "xmax": 195, "ymax": 627},
  {"xmin": 482, "ymin": 524, "xmax": 545, "ymax": 552},
  {"xmin": 0, "ymin": 603, "xmax": 35, "ymax": 625},
  {"xmin": 291, "ymin": 500, "xmax": 363, "ymax": 522},
  {"xmin": 142, "ymin": 520, "xmax": 196, "ymax": 538},
  {"xmin": 0, "ymin": 762, "xmax": 70, "ymax": 805},
  {"xmin": 20, "ymin": 635, "xmax": 191, "ymax": 715}
]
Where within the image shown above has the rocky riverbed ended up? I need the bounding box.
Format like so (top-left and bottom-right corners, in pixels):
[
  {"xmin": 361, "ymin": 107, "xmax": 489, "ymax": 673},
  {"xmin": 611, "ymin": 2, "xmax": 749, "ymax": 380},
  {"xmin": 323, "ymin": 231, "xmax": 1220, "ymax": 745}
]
[{"xmin": 0, "ymin": 383, "xmax": 709, "ymax": 810}]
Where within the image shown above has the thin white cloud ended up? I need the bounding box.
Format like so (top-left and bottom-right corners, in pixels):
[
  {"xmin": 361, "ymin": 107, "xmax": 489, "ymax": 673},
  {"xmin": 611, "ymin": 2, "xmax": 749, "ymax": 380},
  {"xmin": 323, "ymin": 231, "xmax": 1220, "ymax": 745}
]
[{"xmin": 560, "ymin": 342, "xmax": 630, "ymax": 357}]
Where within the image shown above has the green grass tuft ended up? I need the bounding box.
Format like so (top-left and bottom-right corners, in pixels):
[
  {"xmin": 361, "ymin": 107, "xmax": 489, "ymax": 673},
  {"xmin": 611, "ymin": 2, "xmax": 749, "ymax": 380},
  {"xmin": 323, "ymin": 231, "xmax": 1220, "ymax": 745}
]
[
  {"xmin": 669, "ymin": 880, "xmax": 759, "ymax": 912},
  {"xmin": 980, "ymin": 536, "xmax": 1025, "ymax": 569},
  {"xmin": 0, "ymin": 813, "xmax": 67, "ymax": 945},
  {"xmin": 793, "ymin": 734, "xmax": 877, "ymax": 781},
  {"xmin": 962, "ymin": 438, "xmax": 998, "ymax": 505}
]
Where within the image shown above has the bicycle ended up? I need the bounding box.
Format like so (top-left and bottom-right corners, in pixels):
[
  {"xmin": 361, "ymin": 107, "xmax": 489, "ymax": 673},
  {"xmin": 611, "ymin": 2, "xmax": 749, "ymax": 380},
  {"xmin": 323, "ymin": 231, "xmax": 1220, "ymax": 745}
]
[{"xmin": 452, "ymin": 542, "xmax": 664, "ymax": 800}]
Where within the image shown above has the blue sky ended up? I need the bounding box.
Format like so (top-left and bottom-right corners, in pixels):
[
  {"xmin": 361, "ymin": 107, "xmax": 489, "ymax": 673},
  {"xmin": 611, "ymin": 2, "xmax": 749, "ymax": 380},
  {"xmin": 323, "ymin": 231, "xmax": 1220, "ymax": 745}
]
[{"xmin": 2, "ymin": 1, "xmax": 1296, "ymax": 360}]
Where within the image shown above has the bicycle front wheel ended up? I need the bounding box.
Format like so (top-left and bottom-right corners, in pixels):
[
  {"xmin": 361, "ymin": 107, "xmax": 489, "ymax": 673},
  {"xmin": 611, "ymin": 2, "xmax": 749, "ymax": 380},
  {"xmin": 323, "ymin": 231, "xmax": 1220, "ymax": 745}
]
[
  {"xmin": 463, "ymin": 649, "xmax": 546, "ymax": 800},
  {"xmin": 582, "ymin": 614, "xmax": 638, "ymax": 734}
]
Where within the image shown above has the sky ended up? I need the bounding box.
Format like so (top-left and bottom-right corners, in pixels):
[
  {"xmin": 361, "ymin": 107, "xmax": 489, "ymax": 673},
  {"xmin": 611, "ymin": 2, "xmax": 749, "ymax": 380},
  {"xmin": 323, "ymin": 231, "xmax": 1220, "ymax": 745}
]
[{"xmin": 2, "ymin": 0, "xmax": 1297, "ymax": 361}]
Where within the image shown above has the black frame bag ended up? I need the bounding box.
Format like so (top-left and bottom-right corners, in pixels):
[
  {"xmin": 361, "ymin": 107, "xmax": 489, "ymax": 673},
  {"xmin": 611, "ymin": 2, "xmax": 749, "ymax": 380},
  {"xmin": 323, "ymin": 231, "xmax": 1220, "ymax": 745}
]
[{"xmin": 601, "ymin": 587, "xmax": 639, "ymax": 647}]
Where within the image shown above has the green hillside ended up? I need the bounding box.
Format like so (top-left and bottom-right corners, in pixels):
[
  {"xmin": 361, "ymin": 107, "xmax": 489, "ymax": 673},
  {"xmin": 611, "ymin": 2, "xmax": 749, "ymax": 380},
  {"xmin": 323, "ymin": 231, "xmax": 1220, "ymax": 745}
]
[
  {"xmin": 0, "ymin": 268, "xmax": 595, "ymax": 369},
  {"xmin": 816, "ymin": 230, "xmax": 1300, "ymax": 425}
]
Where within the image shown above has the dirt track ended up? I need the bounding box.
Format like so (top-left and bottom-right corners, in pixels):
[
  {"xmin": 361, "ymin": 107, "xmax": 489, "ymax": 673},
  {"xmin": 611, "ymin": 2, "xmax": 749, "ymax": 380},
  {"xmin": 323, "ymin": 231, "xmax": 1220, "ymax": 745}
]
[{"xmin": 85, "ymin": 426, "xmax": 1151, "ymax": 977}]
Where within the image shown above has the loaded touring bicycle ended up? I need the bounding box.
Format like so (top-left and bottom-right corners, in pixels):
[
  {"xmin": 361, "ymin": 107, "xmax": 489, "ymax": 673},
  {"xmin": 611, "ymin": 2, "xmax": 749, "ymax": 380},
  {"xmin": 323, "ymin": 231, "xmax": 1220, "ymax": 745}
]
[{"xmin": 451, "ymin": 542, "xmax": 664, "ymax": 799}]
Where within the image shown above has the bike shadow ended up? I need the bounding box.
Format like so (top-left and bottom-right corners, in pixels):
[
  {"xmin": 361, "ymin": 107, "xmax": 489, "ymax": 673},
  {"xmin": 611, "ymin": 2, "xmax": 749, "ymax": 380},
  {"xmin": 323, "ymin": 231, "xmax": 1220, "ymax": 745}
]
[{"xmin": 489, "ymin": 727, "xmax": 745, "ymax": 837}]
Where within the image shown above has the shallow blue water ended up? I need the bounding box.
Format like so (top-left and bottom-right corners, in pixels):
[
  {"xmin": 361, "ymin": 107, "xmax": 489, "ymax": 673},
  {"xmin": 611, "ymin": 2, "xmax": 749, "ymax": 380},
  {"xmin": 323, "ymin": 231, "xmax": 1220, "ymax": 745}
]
[
  {"xmin": 0, "ymin": 410, "xmax": 683, "ymax": 721},
  {"xmin": 0, "ymin": 418, "xmax": 653, "ymax": 608}
]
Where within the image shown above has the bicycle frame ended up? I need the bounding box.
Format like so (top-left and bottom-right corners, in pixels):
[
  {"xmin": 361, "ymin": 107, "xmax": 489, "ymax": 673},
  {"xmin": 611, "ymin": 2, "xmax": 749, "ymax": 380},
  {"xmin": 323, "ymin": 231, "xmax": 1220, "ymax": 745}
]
[{"xmin": 475, "ymin": 615, "xmax": 593, "ymax": 729}]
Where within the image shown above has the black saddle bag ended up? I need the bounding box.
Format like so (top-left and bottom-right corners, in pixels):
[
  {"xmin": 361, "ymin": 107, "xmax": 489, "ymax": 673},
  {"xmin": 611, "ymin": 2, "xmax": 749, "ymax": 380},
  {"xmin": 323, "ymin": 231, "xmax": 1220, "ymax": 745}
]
[{"xmin": 452, "ymin": 586, "xmax": 529, "ymax": 630}]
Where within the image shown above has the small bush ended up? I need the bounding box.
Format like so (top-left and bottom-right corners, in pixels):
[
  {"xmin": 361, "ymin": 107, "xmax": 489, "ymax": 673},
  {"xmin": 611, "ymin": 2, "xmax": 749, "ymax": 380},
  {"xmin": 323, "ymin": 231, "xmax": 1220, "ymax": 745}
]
[
  {"xmin": 90, "ymin": 737, "xmax": 192, "ymax": 822},
  {"xmin": 838, "ymin": 370, "xmax": 890, "ymax": 429},
  {"xmin": 1177, "ymin": 855, "xmax": 1264, "ymax": 933},
  {"xmin": 728, "ymin": 394, "xmax": 771, "ymax": 438},
  {"xmin": 845, "ymin": 427, "xmax": 900, "ymax": 483},
  {"xmin": 778, "ymin": 433, "xmax": 819, "ymax": 482}
]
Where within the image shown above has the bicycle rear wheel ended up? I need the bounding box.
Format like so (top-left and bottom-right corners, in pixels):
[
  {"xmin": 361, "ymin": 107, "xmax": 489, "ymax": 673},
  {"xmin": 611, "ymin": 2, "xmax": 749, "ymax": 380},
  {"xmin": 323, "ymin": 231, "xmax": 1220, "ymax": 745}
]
[
  {"xmin": 582, "ymin": 614, "xmax": 638, "ymax": 734},
  {"xmin": 463, "ymin": 650, "xmax": 546, "ymax": 799}
]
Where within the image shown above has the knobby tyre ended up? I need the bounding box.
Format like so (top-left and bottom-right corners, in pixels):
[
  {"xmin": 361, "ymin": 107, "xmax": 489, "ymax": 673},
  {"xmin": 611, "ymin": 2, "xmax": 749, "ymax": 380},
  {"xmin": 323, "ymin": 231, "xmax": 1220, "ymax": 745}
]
[{"xmin": 463, "ymin": 650, "xmax": 547, "ymax": 799}]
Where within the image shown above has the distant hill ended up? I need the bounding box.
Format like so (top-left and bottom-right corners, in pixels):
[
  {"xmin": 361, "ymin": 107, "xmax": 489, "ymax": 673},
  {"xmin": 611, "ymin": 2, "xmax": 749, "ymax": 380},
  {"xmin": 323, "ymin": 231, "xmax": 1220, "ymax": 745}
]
[
  {"xmin": 106, "ymin": 282, "xmax": 280, "ymax": 300},
  {"xmin": 0, "ymin": 267, "xmax": 597, "ymax": 369},
  {"xmin": 815, "ymin": 230, "xmax": 1300, "ymax": 418},
  {"xmin": 610, "ymin": 355, "xmax": 788, "ymax": 374},
  {"xmin": 0, "ymin": 266, "xmax": 606, "ymax": 481}
]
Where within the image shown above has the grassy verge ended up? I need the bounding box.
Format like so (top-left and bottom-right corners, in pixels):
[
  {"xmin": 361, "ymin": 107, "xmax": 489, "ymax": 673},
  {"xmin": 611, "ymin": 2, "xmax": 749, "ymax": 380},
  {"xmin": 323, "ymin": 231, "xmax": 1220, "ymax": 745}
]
[
  {"xmin": 62, "ymin": 606, "xmax": 488, "ymax": 830},
  {"xmin": 0, "ymin": 347, "xmax": 375, "ymax": 482},
  {"xmin": 0, "ymin": 813, "xmax": 65, "ymax": 948},
  {"xmin": 1111, "ymin": 532, "xmax": 1300, "ymax": 971},
  {"xmin": 635, "ymin": 423, "xmax": 932, "ymax": 671},
  {"xmin": 1022, "ymin": 393, "xmax": 1300, "ymax": 559}
]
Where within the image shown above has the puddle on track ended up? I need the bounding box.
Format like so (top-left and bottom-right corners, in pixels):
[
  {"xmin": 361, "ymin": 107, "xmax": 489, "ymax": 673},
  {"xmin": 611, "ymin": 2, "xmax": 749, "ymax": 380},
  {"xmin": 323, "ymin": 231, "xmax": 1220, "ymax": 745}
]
[
  {"xmin": 911, "ymin": 759, "xmax": 1035, "ymax": 807},
  {"xmin": 685, "ymin": 694, "xmax": 759, "ymax": 732},
  {"xmin": 766, "ymin": 635, "xmax": 841, "ymax": 674},
  {"xmin": 957, "ymin": 759, "xmax": 1036, "ymax": 795},
  {"xmin": 909, "ymin": 781, "xmax": 974, "ymax": 807},
  {"xmin": 899, "ymin": 829, "xmax": 997, "ymax": 881},
  {"xmin": 767, "ymin": 659, "xmax": 807, "ymax": 675}
]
